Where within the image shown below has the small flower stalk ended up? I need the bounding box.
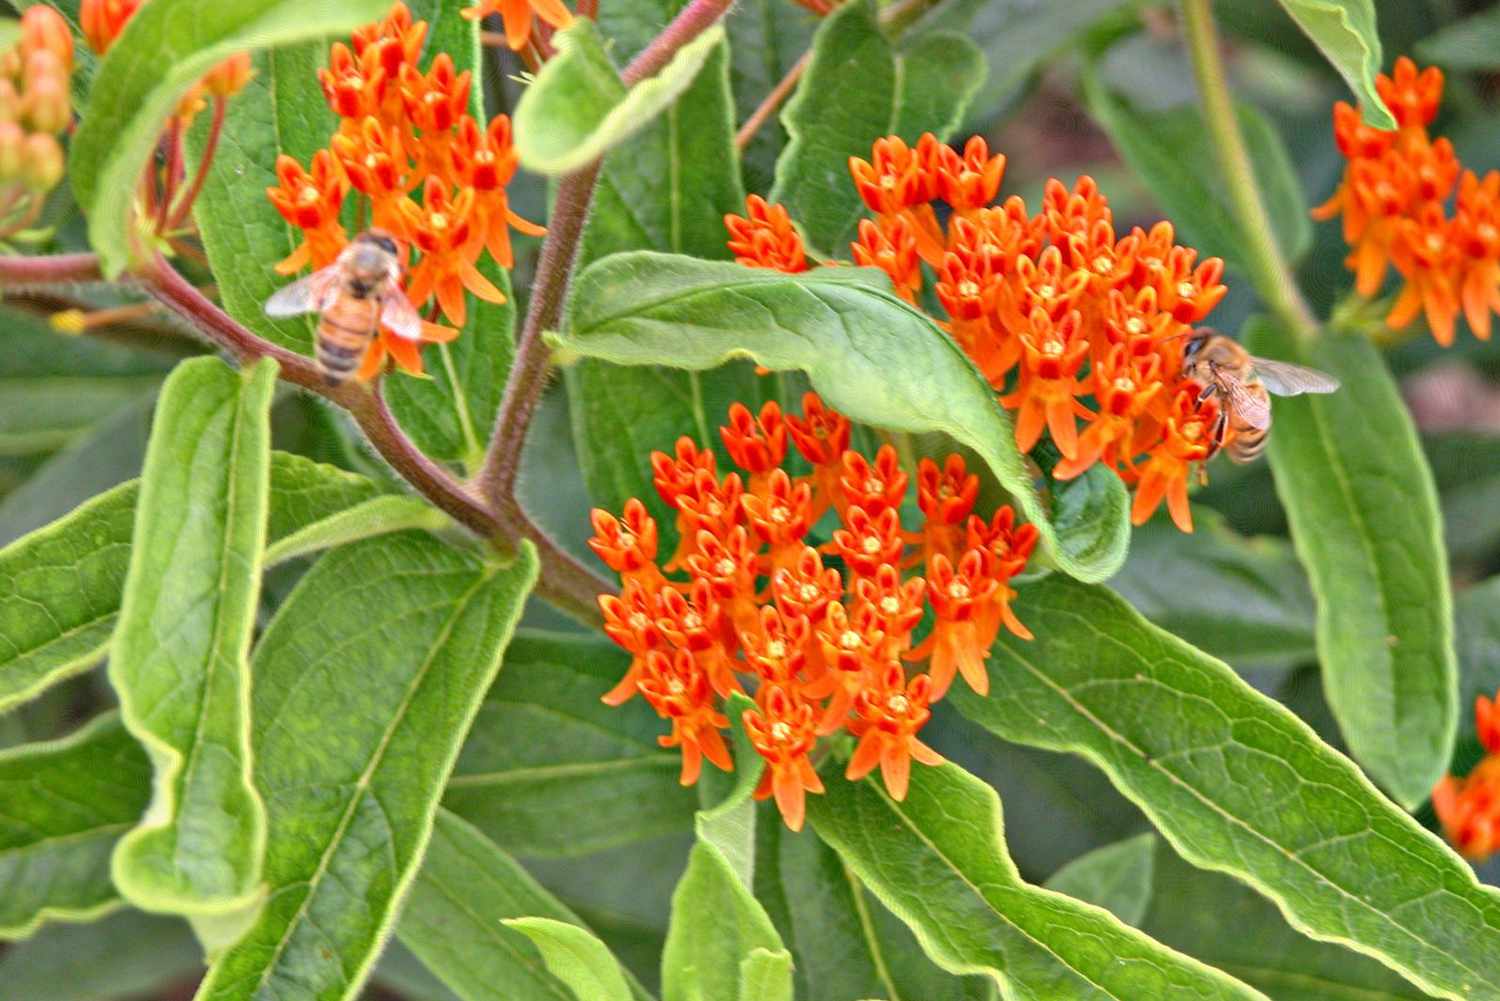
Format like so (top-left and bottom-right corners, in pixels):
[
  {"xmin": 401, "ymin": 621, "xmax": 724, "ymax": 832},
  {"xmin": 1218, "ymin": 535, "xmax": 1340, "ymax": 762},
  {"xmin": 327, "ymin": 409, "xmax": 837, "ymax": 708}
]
[
  {"xmin": 266, "ymin": 2, "xmax": 544, "ymax": 378},
  {"xmin": 1435, "ymin": 690, "xmax": 1500, "ymax": 861},
  {"xmin": 723, "ymin": 133, "xmax": 1229, "ymax": 533},
  {"xmin": 589, "ymin": 394, "xmax": 1038, "ymax": 830},
  {"xmin": 0, "ymin": 7, "xmax": 74, "ymax": 244},
  {"xmin": 1314, "ymin": 57, "xmax": 1500, "ymax": 346}
]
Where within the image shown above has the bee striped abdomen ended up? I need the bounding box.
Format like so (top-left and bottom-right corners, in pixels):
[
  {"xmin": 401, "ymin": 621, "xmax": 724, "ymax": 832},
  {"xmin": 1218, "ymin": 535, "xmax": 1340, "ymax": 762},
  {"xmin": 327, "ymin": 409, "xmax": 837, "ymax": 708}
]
[
  {"xmin": 1227, "ymin": 428, "xmax": 1268, "ymax": 463},
  {"xmin": 314, "ymin": 297, "xmax": 380, "ymax": 385}
]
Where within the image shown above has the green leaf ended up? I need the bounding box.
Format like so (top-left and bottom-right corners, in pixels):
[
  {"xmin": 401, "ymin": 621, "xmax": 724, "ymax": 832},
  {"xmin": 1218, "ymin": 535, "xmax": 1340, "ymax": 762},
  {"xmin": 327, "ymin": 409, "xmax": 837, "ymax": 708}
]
[
  {"xmin": 1110, "ymin": 507, "xmax": 1314, "ymax": 671},
  {"xmin": 1415, "ymin": 7, "xmax": 1500, "ymax": 70},
  {"xmin": 806, "ymin": 762, "xmax": 1264, "ymax": 1000},
  {"xmin": 502, "ymin": 917, "xmax": 635, "ymax": 1001},
  {"xmin": 1043, "ymin": 833, "xmax": 1155, "ymax": 928},
  {"xmin": 69, "ymin": 0, "xmax": 389, "ymax": 278},
  {"xmin": 1425, "ymin": 432, "xmax": 1500, "ymax": 564},
  {"xmin": 514, "ymin": 17, "xmax": 726, "ymax": 175},
  {"xmin": 1084, "ymin": 75, "xmax": 1312, "ymax": 271},
  {"xmin": 398, "ymin": 809, "xmax": 652, "ymax": 1001},
  {"xmin": 1456, "ymin": 577, "xmax": 1500, "ymax": 758},
  {"xmin": 262, "ymin": 493, "xmax": 447, "ymax": 565},
  {"xmin": 0, "ymin": 451, "xmax": 400, "ymax": 715},
  {"xmin": 951, "ymin": 576, "xmax": 1500, "ymax": 1001},
  {"xmin": 108, "ymin": 356, "xmax": 276, "ymax": 917},
  {"xmin": 725, "ymin": 0, "xmax": 817, "ymax": 193},
  {"xmin": 195, "ymin": 532, "xmax": 536, "ymax": 1001},
  {"xmin": 1247, "ymin": 320, "xmax": 1456, "ymax": 809},
  {"xmin": 661, "ymin": 702, "xmax": 788, "ymax": 1001},
  {"xmin": 0, "ymin": 908, "xmax": 203, "ymax": 1001},
  {"xmin": 443, "ymin": 631, "xmax": 696, "ymax": 857},
  {"xmin": 1275, "ymin": 0, "xmax": 1396, "ymax": 129},
  {"xmin": 556, "ymin": 252, "xmax": 1130, "ymax": 583},
  {"xmin": 770, "ymin": 0, "xmax": 985, "ymax": 255},
  {"xmin": 0, "ymin": 713, "xmax": 150, "ymax": 938},
  {"xmin": 187, "ymin": 43, "xmax": 331, "ymax": 354},
  {"xmin": 737, "ymin": 947, "xmax": 794, "ymax": 1001},
  {"xmin": 0, "ymin": 306, "xmax": 170, "ymax": 457}
]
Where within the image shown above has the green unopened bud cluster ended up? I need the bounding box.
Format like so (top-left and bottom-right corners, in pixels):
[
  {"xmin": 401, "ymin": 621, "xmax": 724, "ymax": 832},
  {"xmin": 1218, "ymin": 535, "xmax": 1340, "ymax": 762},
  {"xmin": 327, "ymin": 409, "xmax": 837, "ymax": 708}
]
[{"xmin": 0, "ymin": 7, "xmax": 73, "ymax": 199}]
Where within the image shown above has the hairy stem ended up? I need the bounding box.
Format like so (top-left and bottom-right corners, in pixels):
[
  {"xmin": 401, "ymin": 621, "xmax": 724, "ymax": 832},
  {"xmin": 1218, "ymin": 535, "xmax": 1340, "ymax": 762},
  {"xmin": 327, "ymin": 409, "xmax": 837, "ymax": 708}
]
[
  {"xmin": 474, "ymin": 0, "xmax": 734, "ymax": 581},
  {"xmin": 0, "ymin": 252, "xmax": 105, "ymax": 287},
  {"xmin": 735, "ymin": 50, "xmax": 810, "ymax": 152},
  {"xmin": 1180, "ymin": 0, "xmax": 1318, "ymax": 338}
]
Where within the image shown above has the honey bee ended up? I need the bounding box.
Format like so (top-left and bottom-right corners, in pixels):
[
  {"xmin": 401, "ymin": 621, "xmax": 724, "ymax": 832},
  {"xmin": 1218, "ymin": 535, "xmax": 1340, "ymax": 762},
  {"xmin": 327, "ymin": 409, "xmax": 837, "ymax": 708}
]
[
  {"xmin": 264, "ymin": 229, "xmax": 423, "ymax": 386},
  {"xmin": 1182, "ymin": 328, "xmax": 1341, "ymax": 463}
]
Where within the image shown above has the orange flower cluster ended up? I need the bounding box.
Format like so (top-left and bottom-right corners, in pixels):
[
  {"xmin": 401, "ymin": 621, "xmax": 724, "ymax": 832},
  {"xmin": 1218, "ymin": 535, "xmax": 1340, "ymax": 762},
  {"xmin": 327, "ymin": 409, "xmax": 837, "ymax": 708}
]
[
  {"xmin": 725, "ymin": 134, "xmax": 1230, "ymax": 533},
  {"xmin": 266, "ymin": 2, "xmax": 543, "ymax": 375},
  {"xmin": 588, "ymin": 394, "xmax": 1038, "ymax": 831},
  {"xmin": 1314, "ymin": 57, "xmax": 1500, "ymax": 345},
  {"xmin": 463, "ymin": 0, "xmax": 572, "ymax": 52},
  {"xmin": 0, "ymin": 7, "xmax": 72, "ymax": 230},
  {"xmin": 1434, "ymin": 690, "xmax": 1500, "ymax": 861}
]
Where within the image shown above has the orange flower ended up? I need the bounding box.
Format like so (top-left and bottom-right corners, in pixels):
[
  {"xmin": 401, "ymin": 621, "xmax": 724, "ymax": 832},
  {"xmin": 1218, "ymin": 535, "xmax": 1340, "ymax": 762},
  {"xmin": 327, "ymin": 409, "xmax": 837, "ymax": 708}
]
[
  {"xmin": 915, "ymin": 454, "xmax": 978, "ymax": 567},
  {"xmin": 657, "ymin": 582, "xmax": 740, "ymax": 699},
  {"xmin": 354, "ymin": 311, "xmax": 461, "ymax": 381},
  {"xmin": 999, "ymin": 309, "xmax": 1091, "ymax": 459},
  {"xmin": 908, "ymin": 550, "xmax": 996, "ymax": 699},
  {"xmin": 828, "ymin": 504, "xmax": 905, "ymax": 581},
  {"xmin": 1054, "ymin": 343, "xmax": 1165, "ymax": 480},
  {"xmin": 846, "ymin": 664, "xmax": 942, "ymax": 800},
  {"xmin": 80, "ymin": 0, "xmax": 139, "ymax": 56},
  {"xmin": 852, "ymin": 217, "xmax": 921, "ymax": 303},
  {"xmin": 320, "ymin": 41, "xmax": 393, "ymax": 123},
  {"xmin": 332, "ymin": 117, "xmax": 416, "ymax": 232},
  {"xmin": 202, "ymin": 53, "xmax": 254, "ymax": 99},
  {"xmin": 849, "ymin": 134, "xmax": 943, "ymax": 263},
  {"xmin": 854, "ymin": 564, "xmax": 925, "ymax": 656},
  {"xmin": 740, "ymin": 468, "xmax": 814, "ymax": 567},
  {"xmin": 744, "ymin": 684, "xmax": 824, "ymax": 831},
  {"xmin": 720, "ymin": 401, "xmax": 787, "ymax": 476},
  {"xmin": 1387, "ymin": 205, "xmax": 1460, "ymax": 346},
  {"xmin": 22, "ymin": 7, "xmax": 74, "ymax": 73},
  {"xmin": 741, "ymin": 606, "xmax": 811, "ymax": 685},
  {"xmin": 771, "ymin": 545, "xmax": 844, "ymax": 626},
  {"xmin": 266, "ymin": 151, "xmax": 349, "ymax": 273},
  {"xmin": 725, "ymin": 195, "xmax": 807, "ymax": 273},
  {"xmin": 397, "ymin": 177, "xmax": 506, "ymax": 326},
  {"xmin": 1434, "ymin": 689, "xmax": 1500, "ymax": 861},
  {"xmin": 931, "ymin": 135, "xmax": 1006, "ymax": 214},
  {"xmin": 785, "ymin": 392, "xmax": 849, "ymax": 517},
  {"xmin": 588, "ymin": 499, "xmax": 665, "ymax": 595},
  {"xmin": 639, "ymin": 649, "xmax": 732, "ymax": 786},
  {"xmin": 450, "ymin": 114, "xmax": 545, "ymax": 268},
  {"xmin": 353, "ymin": 2, "xmax": 428, "ymax": 81},
  {"xmin": 1130, "ymin": 385, "xmax": 1219, "ymax": 533},
  {"xmin": 463, "ymin": 0, "xmax": 573, "ymax": 50},
  {"xmin": 1377, "ymin": 56, "xmax": 1444, "ymax": 131},
  {"xmin": 1452, "ymin": 170, "xmax": 1500, "ymax": 341},
  {"xmin": 838, "ymin": 444, "xmax": 908, "ymax": 516},
  {"xmin": 598, "ymin": 580, "xmax": 663, "ymax": 705}
]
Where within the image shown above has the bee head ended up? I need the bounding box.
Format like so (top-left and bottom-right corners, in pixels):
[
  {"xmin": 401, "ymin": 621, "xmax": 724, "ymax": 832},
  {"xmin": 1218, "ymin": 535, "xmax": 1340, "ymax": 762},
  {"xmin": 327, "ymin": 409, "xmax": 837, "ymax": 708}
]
[{"xmin": 347, "ymin": 229, "xmax": 401, "ymax": 285}]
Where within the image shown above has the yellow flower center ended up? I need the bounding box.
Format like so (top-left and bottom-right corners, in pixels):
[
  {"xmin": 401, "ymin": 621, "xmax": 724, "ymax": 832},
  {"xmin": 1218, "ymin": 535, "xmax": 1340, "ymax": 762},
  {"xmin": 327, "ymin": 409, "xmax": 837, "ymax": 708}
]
[
  {"xmin": 1036, "ymin": 283, "xmax": 1055, "ymax": 300},
  {"xmin": 683, "ymin": 612, "xmax": 702, "ymax": 630},
  {"xmin": 880, "ymin": 596, "xmax": 901, "ymax": 614},
  {"xmin": 1177, "ymin": 280, "xmax": 1196, "ymax": 298},
  {"xmin": 949, "ymin": 581, "xmax": 970, "ymax": 599},
  {"xmin": 771, "ymin": 721, "xmax": 792, "ymax": 741},
  {"xmin": 1427, "ymin": 232, "xmax": 1444, "ymax": 252},
  {"xmin": 865, "ymin": 477, "xmax": 884, "ymax": 495},
  {"xmin": 365, "ymin": 154, "xmax": 380, "ymax": 169},
  {"xmin": 629, "ymin": 612, "xmax": 649, "ymax": 630},
  {"xmin": 767, "ymin": 640, "xmax": 786, "ymax": 659},
  {"xmin": 771, "ymin": 505, "xmax": 790, "ymax": 524},
  {"xmin": 475, "ymin": 150, "xmax": 495, "ymax": 165},
  {"xmin": 1126, "ymin": 317, "xmax": 1145, "ymax": 335},
  {"xmin": 1093, "ymin": 254, "xmax": 1113, "ymax": 274},
  {"xmin": 862, "ymin": 535, "xmax": 882, "ymax": 555},
  {"xmin": 715, "ymin": 558, "xmax": 736, "ymax": 577},
  {"xmin": 840, "ymin": 629, "xmax": 863, "ymax": 650},
  {"xmin": 618, "ymin": 531, "xmax": 635, "ymax": 550},
  {"xmin": 880, "ymin": 175, "xmax": 897, "ymax": 190},
  {"xmin": 1114, "ymin": 376, "xmax": 1135, "ymax": 393},
  {"xmin": 298, "ymin": 185, "xmax": 320, "ymax": 205},
  {"xmin": 887, "ymin": 693, "xmax": 910, "ymax": 714},
  {"xmin": 958, "ymin": 279, "xmax": 979, "ymax": 297},
  {"xmin": 668, "ymin": 678, "xmax": 685, "ymax": 695},
  {"xmin": 1042, "ymin": 338, "xmax": 1064, "ymax": 356},
  {"xmin": 800, "ymin": 583, "xmax": 820, "ymax": 601},
  {"xmin": 429, "ymin": 212, "xmax": 449, "ymax": 231},
  {"xmin": 1479, "ymin": 222, "xmax": 1498, "ymax": 243}
]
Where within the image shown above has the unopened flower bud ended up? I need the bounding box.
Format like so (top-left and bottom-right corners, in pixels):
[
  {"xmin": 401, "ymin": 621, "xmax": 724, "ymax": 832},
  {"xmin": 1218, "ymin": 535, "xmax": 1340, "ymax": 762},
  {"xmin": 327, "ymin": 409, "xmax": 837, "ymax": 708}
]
[
  {"xmin": 20, "ymin": 7, "xmax": 73, "ymax": 74},
  {"xmin": 22, "ymin": 72, "xmax": 69, "ymax": 134},
  {"xmin": 0, "ymin": 48, "xmax": 20, "ymax": 82},
  {"xmin": 21, "ymin": 131, "xmax": 63, "ymax": 191},
  {"xmin": 202, "ymin": 52, "xmax": 253, "ymax": 98},
  {"xmin": 80, "ymin": 0, "xmax": 140, "ymax": 57},
  {"xmin": 174, "ymin": 81, "xmax": 206, "ymax": 125},
  {"xmin": 0, "ymin": 120, "xmax": 24, "ymax": 179}
]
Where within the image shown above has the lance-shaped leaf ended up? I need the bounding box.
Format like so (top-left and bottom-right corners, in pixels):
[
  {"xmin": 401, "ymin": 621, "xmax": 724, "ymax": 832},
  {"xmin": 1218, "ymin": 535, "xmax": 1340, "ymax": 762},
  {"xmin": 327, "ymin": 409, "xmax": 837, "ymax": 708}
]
[
  {"xmin": 444, "ymin": 631, "xmax": 696, "ymax": 857},
  {"xmin": 1051, "ymin": 835, "xmax": 1434, "ymax": 1001},
  {"xmin": 661, "ymin": 698, "xmax": 790, "ymax": 1001},
  {"xmin": 556, "ymin": 252, "xmax": 1129, "ymax": 583},
  {"xmin": 1275, "ymin": 0, "xmax": 1396, "ymax": 129},
  {"xmin": 0, "ymin": 451, "xmax": 410, "ymax": 715},
  {"xmin": 69, "ymin": 0, "xmax": 389, "ymax": 277},
  {"xmin": 0, "ymin": 713, "xmax": 150, "ymax": 939},
  {"xmin": 770, "ymin": 0, "xmax": 984, "ymax": 255},
  {"xmin": 109, "ymin": 357, "xmax": 276, "ymax": 916},
  {"xmin": 502, "ymin": 917, "xmax": 635, "ymax": 1001},
  {"xmin": 398, "ymin": 809, "xmax": 652, "ymax": 1001},
  {"xmin": 807, "ymin": 762, "xmax": 1265, "ymax": 1000},
  {"xmin": 514, "ymin": 17, "xmax": 726, "ymax": 175},
  {"xmin": 1416, "ymin": 7, "xmax": 1500, "ymax": 71},
  {"xmin": 195, "ymin": 532, "xmax": 536, "ymax": 1001},
  {"xmin": 566, "ymin": 10, "xmax": 766, "ymax": 557},
  {"xmin": 951, "ymin": 576, "xmax": 1500, "ymax": 1001},
  {"xmin": 1248, "ymin": 321, "xmax": 1456, "ymax": 809},
  {"xmin": 0, "ymin": 908, "xmax": 203, "ymax": 1001},
  {"xmin": 1084, "ymin": 75, "xmax": 1311, "ymax": 272}
]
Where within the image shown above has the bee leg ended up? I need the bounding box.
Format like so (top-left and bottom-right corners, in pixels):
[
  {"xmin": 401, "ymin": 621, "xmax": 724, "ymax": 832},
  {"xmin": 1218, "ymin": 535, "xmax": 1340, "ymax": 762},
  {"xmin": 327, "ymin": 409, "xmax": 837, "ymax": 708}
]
[{"xmin": 1197, "ymin": 383, "xmax": 1217, "ymax": 406}]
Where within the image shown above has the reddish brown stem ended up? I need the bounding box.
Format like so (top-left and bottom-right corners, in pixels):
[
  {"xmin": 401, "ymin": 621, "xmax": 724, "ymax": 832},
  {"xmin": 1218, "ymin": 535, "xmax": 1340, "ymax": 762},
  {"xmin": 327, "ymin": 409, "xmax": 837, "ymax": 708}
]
[
  {"xmin": 0, "ymin": 252, "xmax": 105, "ymax": 287},
  {"xmin": 154, "ymin": 119, "xmax": 183, "ymax": 234},
  {"xmin": 735, "ymin": 50, "xmax": 810, "ymax": 152},
  {"xmin": 167, "ymin": 96, "xmax": 226, "ymax": 233},
  {"xmin": 577, "ymin": 0, "xmax": 598, "ymax": 18}
]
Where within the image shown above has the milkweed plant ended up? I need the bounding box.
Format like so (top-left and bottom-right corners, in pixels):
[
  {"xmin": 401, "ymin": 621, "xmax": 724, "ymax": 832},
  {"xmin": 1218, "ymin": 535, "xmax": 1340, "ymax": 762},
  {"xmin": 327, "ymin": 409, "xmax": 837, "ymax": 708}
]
[{"xmin": 3, "ymin": 1, "xmax": 1500, "ymax": 999}]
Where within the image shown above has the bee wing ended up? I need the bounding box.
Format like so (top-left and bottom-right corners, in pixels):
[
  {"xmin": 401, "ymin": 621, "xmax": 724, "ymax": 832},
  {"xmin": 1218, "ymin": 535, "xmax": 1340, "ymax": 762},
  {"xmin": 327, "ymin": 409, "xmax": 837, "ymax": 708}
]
[
  {"xmin": 1220, "ymin": 376, "xmax": 1273, "ymax": 431},
  {"xmin": 378, "ymin": 288, "xmax": 425, "ymax": 341},
  {"xmin": 264, "ymin": 266, "xmax": 342, "ymax": 317},
  {"xmin": 1249, "ymin": 357, "xmax": 1341, "ymax": 396}
]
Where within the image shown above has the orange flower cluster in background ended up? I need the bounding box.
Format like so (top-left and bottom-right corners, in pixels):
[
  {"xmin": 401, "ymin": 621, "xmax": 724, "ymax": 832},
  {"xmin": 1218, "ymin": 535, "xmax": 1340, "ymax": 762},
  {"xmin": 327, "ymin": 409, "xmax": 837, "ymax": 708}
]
[
  {"xmin": 463, "ymin": 0, "xmax": 573, "ymax": 52},
  {"xmin": 1314, "ymin": 57, "xmax": 1500, "ymax": 345},
  {"xmin": 0, "ymin": 7, "xmax": 73, "ymax": 237},
  {"xmin": 1434, "ymin": 691, "xmax": 1500, "ymax": 861},
  {"xmin": 588, "ymin": 394, "xmax": 1038, "ymax": 830},
  {"xmin": 725, "ymin": 134, "xmax": 1230, "ymax": 533},
  {"xmin": 267, "ymin": 2, "xmax": 543, "ymax": 376}
]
